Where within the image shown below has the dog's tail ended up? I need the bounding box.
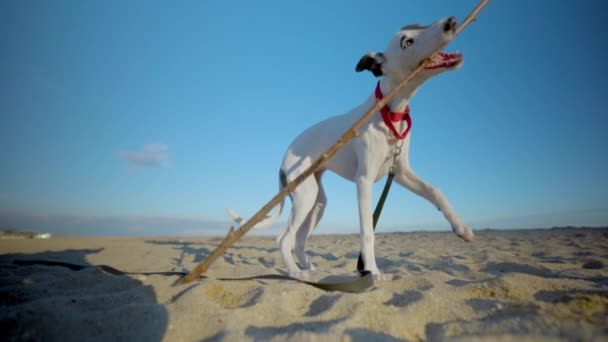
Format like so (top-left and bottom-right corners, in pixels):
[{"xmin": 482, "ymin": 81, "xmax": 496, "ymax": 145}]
[{"xmin": 225, "ymin": 169, "xmax": 287, "ymax": 230}]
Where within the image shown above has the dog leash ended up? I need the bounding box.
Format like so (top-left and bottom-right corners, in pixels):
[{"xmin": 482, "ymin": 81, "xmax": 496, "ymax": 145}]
[
  {"xmin": 11, "ymin": 259, "xmax": 374, "ymax": 293},
  {"xmin": 216, "ymin": 271, "xmax": 374, "ymax": 293},
  {"xmin": 11, "ymin": 167, "xmax": 395, "ymax": 293},
  {"xmin": 11, "ymin": 96, "xmax": 408, "ymax": 293}
]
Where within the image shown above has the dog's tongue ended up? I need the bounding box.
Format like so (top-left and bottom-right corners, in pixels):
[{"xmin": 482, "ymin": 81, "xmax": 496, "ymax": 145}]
[{"xmin": 425, "ymin": 51, "xmax": 463, "ymax": 69}]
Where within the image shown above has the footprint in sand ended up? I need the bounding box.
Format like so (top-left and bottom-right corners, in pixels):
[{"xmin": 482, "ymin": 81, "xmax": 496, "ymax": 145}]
[
  {"xmin": 383, "ymin": 290, "xmax": 423, "ymax": 308},
  {"xmin": 245, "ymin": 318, "xmax": 346, "ymax": 341},
  {"xmin": 582, "ymin": 260, "xmax": 604, "ymax": 269},
  {"xmin": 304, "ymin": 294, "xmax": 342, "ymax": 317},
  {"xmin": 205, "ymin": 284, "xmax": 264, "ymax": 309},
  {"xmin": 257, "ymin": 256, "xmax": 275, "ymax": 268}
]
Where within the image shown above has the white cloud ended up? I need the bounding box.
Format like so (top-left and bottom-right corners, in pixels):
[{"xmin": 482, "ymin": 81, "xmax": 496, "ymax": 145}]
[{"xmin": 119, "ymin": 143, "xmax": 169, "ymax": 171}]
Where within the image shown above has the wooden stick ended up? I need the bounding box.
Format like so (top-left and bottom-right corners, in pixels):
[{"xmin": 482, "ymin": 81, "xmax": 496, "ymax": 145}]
[{"xmin": 178, "ymin": 0, "xmax": 490, "ymax": 285}]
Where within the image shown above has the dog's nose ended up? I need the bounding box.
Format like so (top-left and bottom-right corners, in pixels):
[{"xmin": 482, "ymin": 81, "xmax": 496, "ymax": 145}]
[{"xmin": 443, "ymin": 16, "xmax": 457, "ymax": 32}]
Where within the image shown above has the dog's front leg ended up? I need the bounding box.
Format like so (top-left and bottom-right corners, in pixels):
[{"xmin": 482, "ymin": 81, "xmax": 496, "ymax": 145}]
[
  {"xmin": 356, "ymin": 177, "xmax": 382, "ymax": 277},
  {"xmin": 395, "ymin": 164, "xmax": 474, "ymax": 242}
]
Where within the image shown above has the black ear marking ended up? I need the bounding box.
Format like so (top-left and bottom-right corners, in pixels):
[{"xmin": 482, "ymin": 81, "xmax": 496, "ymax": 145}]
[{"xmin": 355, "ymin": 52, "xmax": 385, "ymax": 77}]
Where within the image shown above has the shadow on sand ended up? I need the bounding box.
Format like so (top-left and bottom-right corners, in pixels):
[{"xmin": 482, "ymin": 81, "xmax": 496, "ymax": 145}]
[{"xmin": 0, "ymin": 248, "xmax": 168, "ymax": 341}]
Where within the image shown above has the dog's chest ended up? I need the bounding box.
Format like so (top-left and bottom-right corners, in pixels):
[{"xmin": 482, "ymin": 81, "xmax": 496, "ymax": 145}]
[{"xmin": 374, "ymin": 142, "xmax": 402, "ymax": 181}]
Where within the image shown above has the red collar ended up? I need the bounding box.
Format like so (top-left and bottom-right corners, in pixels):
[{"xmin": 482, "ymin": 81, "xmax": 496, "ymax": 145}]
[{"xmin": 375, "ymin": 81, "xmax": 412, "ymax": 140}]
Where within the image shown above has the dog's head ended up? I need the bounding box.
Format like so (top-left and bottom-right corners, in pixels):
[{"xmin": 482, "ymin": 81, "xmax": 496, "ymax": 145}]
[{"xmin": 356, "ymin": 17, "xmax": 463, "ymax": 83}]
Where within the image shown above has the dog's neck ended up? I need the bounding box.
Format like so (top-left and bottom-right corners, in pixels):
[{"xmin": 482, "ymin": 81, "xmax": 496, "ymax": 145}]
[{"xmin": 378, "ymin": 77, "xmax": 421, "ymax": 113}]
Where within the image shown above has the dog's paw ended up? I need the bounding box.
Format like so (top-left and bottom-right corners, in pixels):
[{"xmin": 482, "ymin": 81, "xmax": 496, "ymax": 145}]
[
  {"xmin": 372, "ymin": 272, "xmax": 387, "ymax": 281},
  {"xmin": 453, "ymin": 224, "xmax": 474, "ymax": 242},
  {"xmin": 363, "ymin": 267, "xmax": 385, "ymax": 281},
  {"xmin": 296, "ymin": 257, "xmax": 316, "ymax": 271},
  {"xmin": 305, "ymin": 263, "xmax": 316, "ymax": 271}
]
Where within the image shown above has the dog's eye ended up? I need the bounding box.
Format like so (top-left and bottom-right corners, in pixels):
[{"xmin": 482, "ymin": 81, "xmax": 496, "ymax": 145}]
[{"xmin": 400, "ymin": 36, "xmax": 414, "ymax": 49}]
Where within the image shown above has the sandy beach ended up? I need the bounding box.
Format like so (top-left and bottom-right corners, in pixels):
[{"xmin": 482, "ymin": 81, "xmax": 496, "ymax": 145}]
[{"xmin": 1, "ymin": 227, "xmax": 607, "ymax": 341}]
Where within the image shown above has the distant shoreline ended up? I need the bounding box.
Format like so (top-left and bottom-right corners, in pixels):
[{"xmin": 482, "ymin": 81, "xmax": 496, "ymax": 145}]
[{"xmin": 2, "ymin": 226, "xmax": 606, "ymax": 240}]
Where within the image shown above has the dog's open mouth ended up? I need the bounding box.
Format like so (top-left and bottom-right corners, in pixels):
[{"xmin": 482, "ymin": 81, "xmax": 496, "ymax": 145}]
[{"xmin": 424, "ymin": 51, "xmax": 463, "ymax": 69}]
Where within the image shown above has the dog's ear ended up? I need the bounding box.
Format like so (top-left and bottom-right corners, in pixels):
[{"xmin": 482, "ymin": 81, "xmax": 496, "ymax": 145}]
[{"xmin": 355, "ymin": 52, "xmax": 385, "ymax": 77}]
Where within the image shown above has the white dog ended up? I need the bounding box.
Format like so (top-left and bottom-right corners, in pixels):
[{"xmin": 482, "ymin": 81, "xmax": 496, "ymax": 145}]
[{"xmin": 228, "ymin": 17, "xmax": 474, "ymax": 279}]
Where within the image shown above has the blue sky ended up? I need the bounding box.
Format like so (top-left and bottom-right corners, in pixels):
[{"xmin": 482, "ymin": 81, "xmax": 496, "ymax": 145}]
[{"xmin": 1, "ymin": 0, "xmax": 607, "ymax": 236}]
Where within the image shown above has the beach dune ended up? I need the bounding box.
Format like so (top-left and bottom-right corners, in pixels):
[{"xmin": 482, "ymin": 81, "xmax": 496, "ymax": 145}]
[{"xmin": 1, "ymin": 228, "xmax": 607, "ymax": 341}]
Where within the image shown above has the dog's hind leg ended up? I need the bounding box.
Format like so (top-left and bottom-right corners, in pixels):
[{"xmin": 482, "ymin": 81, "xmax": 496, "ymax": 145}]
[
  {"xmin": 277, "ymin": 175, "xmax": 319, "ymax": 278},
  {"xmin": 294, "ymin": 171, "xmax": 327, "ymax": 270}
]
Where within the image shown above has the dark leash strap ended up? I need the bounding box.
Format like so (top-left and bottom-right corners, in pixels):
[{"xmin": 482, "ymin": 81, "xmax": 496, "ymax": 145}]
[
  {"xmin": 12, "ymin": 163, "xmax": 400, "ymax": 294},
  {"xmin": 14, "ymin": 90, "xmax": 410, "ymax": 293},
  {"xmin": 12, "ymin": 259, "xmax": 188, "ymax": 276},
  {"xmin": 216, "ymin": 271, "xmax": 373, "ymax": 293},
  {"xmin": 12, "ymin": 259, "xmax": 374, "ymax": 293},
  {"xmin": 357, "ymin": 171, "xmax": 396, "ymax": 274},
  {"xmin": 10, "ymin": 169, "xmax": 398, "ymax": 293}
]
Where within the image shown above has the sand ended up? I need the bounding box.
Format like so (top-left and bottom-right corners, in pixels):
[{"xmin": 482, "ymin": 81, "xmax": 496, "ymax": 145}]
[{"xmin": 1, "ymin": 228, "xmax": 607, "ymax": 341}]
